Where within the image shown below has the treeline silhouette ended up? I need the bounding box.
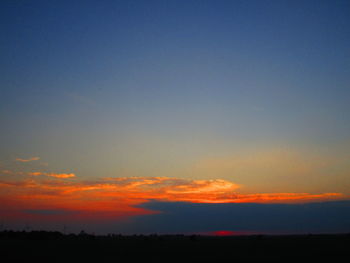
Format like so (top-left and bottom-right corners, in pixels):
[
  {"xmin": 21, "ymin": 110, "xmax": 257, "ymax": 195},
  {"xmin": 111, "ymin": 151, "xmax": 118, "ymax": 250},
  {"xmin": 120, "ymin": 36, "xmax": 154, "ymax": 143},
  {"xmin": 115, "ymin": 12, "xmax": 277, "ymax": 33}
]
[
  {"xmin": 1, "ymin": 230, "xmax": 349, "ymax": 262},
  {"xmin": 0, "ymin": 229, "xmax": 198, "ymax": 241}
]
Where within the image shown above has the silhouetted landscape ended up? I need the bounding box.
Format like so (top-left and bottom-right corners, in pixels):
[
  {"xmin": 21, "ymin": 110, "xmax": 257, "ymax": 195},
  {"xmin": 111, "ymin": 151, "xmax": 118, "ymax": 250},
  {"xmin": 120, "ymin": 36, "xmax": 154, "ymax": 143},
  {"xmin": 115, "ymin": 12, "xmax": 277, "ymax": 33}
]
[{"xmin": 1, "ymin": 230, "xmax": 349, "ymax": 262}]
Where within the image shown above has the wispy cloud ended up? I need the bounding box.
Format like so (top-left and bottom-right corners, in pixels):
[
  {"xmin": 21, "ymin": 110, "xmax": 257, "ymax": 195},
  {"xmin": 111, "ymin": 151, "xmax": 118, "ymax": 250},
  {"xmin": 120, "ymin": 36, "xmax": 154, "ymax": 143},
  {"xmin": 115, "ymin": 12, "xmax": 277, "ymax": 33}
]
[
  {"xmin": 45, "ymin": 173, "xmax": 76, "ymax": 178},
  {"xmin": 15, "ymin": 157, "xmax": 40, "ymax": 162},
  {"xmin": 23, "ymin": 171, "xmax": 75, "ymax": 178},
  {"xmin": 28, "ymin": 172, "xmax": 44, "ymax": 176},
  {"xmin": 0, "ymin": 176, "xmax": 345, "ymax": 220}
]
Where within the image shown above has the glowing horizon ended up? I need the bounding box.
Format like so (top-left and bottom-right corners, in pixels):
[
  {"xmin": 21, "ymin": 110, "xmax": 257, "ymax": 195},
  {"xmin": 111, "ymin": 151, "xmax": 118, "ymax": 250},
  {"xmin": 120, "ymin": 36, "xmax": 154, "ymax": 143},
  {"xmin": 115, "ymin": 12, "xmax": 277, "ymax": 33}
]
[{"xmin": 1, "ymin": 166, "xmax": 347, "ymax": 224}]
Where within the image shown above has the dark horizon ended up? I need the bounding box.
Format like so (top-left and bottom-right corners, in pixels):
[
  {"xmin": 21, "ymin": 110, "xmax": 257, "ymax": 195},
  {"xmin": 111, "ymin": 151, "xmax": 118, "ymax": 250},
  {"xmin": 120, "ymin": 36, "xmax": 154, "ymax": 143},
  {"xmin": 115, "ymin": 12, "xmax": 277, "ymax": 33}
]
[{"xmin": 2, "ymin": 229, "xmax": 349, "ymax": 262}]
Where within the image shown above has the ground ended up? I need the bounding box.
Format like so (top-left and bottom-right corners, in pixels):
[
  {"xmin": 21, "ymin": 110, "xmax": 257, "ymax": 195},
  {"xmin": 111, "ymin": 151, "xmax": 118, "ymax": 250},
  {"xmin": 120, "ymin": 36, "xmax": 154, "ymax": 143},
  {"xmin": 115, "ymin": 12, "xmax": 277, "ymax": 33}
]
[{"xmin": 1, "ymin": 231, "xmax": 349, "ymax": 262}]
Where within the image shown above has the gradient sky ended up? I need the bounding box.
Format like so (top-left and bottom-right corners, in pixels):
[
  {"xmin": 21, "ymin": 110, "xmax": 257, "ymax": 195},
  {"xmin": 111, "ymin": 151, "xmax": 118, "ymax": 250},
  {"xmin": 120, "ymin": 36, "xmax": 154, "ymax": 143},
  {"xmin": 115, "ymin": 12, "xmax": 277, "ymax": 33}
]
[{"xmin": 1, "ymin": 0, "xmax": 350, "ymax": 234}]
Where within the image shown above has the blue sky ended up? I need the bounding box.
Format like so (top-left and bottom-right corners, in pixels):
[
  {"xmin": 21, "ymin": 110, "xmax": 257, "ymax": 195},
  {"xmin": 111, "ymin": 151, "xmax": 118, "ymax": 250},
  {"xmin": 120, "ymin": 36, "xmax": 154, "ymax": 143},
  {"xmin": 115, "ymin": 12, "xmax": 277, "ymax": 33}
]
[{"xmin": 1, "ymin": 0, "xmax": 350, "ymax": 234}]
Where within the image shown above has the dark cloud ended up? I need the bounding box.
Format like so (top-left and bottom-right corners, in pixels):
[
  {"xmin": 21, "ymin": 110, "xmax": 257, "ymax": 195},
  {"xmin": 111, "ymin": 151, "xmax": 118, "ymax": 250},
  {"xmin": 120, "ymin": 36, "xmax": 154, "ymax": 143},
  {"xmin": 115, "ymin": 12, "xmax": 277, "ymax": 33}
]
[{"xmin": 115, "ymin": 201, "xmax": 350, "ymax": 235}]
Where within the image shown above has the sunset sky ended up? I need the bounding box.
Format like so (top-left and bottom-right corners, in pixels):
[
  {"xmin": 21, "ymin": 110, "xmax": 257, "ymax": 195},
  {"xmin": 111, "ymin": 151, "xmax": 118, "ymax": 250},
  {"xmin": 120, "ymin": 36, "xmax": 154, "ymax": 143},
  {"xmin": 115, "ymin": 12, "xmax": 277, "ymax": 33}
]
[{"xmin": 1, "ymin": 0, "xmax": 350, "ymax": 234}]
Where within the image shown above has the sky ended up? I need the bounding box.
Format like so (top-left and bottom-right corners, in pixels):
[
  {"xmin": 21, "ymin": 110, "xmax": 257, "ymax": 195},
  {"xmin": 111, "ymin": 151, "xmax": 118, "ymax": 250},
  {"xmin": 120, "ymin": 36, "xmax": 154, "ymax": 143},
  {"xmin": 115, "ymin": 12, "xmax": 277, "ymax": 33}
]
[{"xmin": 1, "ymin": 0, "xmax": 350, "ymax": 235}]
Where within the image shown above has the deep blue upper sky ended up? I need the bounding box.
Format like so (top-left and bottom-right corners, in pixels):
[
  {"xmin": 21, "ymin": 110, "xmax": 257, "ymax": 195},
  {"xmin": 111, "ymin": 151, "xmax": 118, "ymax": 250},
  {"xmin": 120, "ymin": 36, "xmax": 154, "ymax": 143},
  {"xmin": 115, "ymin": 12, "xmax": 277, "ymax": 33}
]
[{"xmin": 1, "ymin": 0, "xmax": 350, "ymax": 192}]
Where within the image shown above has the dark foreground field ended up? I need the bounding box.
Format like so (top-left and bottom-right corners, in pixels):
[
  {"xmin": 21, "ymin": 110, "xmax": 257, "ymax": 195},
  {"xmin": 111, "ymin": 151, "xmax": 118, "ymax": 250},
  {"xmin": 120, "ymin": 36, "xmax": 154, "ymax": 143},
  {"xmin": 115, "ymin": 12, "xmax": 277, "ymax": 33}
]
[{"xmin": 1, "ymin": 231, "xmax": 349, "ymax": 262}]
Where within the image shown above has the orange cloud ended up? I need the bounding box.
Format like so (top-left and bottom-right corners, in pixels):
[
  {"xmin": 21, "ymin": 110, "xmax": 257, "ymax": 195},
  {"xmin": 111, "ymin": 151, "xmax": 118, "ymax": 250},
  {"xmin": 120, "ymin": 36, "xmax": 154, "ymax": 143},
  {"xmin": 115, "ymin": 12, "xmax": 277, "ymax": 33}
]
[
  {"xmin": 185, "ymin": 192, "xmax": 344, "ymax": 204},
  {"xmin": 26, "ymin": 172, "xmax": 75, "ymax": 178},
  {"xmin": 0, "ymin": 177, "xmax": 345, "ymax": 204},
  {"xmin": 28, "ymin": 172, "xmax": 43, "ymax": 176},
  {"xmin": 15, "ymin": 157, "xmax": 40, "ymax": 162},
  {"xmin": 45, "ymin": 173, "xmax": 75, "ymax": 178},
  {"xmin": 0, "ymin": 176, "xmax": 347, "ymax": 223}
]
